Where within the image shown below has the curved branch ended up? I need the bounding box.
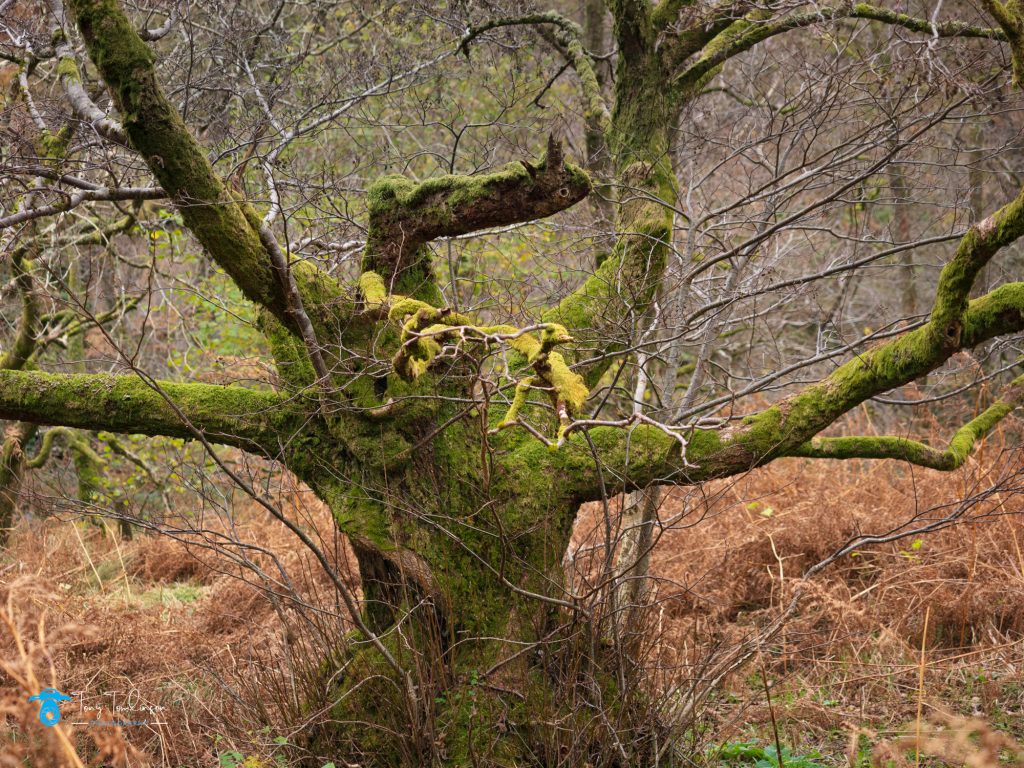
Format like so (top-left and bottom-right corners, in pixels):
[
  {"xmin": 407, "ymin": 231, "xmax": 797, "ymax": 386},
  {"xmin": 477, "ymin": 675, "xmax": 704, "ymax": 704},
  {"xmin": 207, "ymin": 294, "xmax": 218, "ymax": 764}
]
[
  {"xmin": 0, "ymin": 253, "xmax": 40, "ymax": 372},
  {"xmin": 948, "ymin": 1, "xmax": 1023, "ymax": 87},
  {"xmin": 0, "ymin": 370, "xmax": 299, "ymax": 452},
  {"xmin": 23, "ymin": 425, "xmax": 102, "ymax": 469},
  {"xmin": 137, "ymin": 0, "xmax": 178, "ymax": 41},
  {"xmin": 49, "ymin": 0, "xmax": 128, "ymax": 145},
  {"xmin": 788, "ymin": 372, "xmax": 1024, "ymax": 469},
  {"xmin": 673, "ymin": 6, "xmax": 1006, "ymax": 95},
  {"xmin": 460, "ymin": 13, "xmax": 611, "ymax": 139}
]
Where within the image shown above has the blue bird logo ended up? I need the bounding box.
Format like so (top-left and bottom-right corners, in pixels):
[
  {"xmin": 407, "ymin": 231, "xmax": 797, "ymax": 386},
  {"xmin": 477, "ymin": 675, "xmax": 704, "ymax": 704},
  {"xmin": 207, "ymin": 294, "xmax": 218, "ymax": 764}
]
[{"xmin": 28, "ymin": 688, "xmax": 72, "ymax": 726}]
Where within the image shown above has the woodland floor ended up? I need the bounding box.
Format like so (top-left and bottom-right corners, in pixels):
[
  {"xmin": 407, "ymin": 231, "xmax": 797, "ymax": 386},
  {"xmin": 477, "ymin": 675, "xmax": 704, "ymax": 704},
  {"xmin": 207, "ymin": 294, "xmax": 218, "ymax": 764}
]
[{"xmin": 1, "ymin": 407, "xmax": 1023, "ymax": 767}]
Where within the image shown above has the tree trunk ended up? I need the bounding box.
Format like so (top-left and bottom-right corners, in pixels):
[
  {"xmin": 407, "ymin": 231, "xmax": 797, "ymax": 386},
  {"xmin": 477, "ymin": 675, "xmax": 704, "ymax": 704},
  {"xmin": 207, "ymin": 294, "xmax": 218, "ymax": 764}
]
[
  {"xmin": 0, "ymin": 424, "xmax": 34, "ymax": 543},
  {"xmin": 292, "ymin": 406, "xmax": 648, "ymax": 764}
]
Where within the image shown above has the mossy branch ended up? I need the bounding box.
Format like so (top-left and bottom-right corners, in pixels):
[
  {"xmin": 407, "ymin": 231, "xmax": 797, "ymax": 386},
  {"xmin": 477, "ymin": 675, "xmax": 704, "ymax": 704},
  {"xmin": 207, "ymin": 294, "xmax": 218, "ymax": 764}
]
[
  {"xmin": 673, "ymin": 6, "xmax": 1007, "ymax": 97},
  {"xmin": 721, "ymin": 189, "xmax": 1024, "ymax": 467},
  {"xmin": 23, "ymin": 426, "xmax": 103, "ymax": 470},
  {"xmin": 362, "ymin": 136, "xmax": 590, "ymax": 288},
  {"xmin": 850, "ymin": 4, "xmax": 1007, "ymax": 40},
  {"xmin": 0, "ymin": 370, "xmax": 298, "ymax": 451},
  {"xmin": 788, "ymin": 373, "xmax": 1024, "ymax": 469},
  {"xmin": 65, "ymin": 0, "xmax": 351, "ymax": 341},
  {"xmin": 930, "ymin": 185, "xmax": 1024, "ymax": 339},
  {"xmin": 358, "ymin": 271, "xmax": 591, "ymax": 433},
  {"xmin": 536, "ymin": 272, "xmax": 1024, "ymax": 500},
  {"xmin": 460, "ymin": 14, "xmax": 611, "ymax": 138},
  {"xmin": 0, "ymin": 253, "xmax": 41, "ymax": 372},
  {"xmin": 976, "ymin": 0, "xmax": 1024, "ymax": 87}
]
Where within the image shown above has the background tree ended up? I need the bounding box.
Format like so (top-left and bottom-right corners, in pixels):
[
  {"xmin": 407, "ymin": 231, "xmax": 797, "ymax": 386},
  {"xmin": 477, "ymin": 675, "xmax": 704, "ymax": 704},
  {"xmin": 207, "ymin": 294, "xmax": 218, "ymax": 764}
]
[{"xmin": 2, "ymin": 0, "xmax": 1024, "ymax": 764}]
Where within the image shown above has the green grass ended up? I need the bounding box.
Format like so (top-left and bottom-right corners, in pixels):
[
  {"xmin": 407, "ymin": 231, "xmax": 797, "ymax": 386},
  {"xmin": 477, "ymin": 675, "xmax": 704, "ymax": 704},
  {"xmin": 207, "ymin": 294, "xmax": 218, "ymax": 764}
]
[
  {"xmin": 135, "ymin": 582, "xmax": 205, "ymax": 608},
  {"xmin": 712, "ymin": 740, "xmax": 828, "ymax": 768}
]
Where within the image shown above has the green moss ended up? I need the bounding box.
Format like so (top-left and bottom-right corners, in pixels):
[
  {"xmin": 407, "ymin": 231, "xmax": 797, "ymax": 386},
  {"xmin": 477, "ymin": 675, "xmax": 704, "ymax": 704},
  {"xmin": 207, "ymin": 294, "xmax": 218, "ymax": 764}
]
[
  {"xmin": 291, "ymin": 261, "xmax": 353, "ymax": 334},
  {"xmin": 498, "ymin": 376, "xmax": 534, "ymax": 427},
  {"xmin": 367, "ymin": 159, "xmax": 565, "ymax": 216},
  {"xmin": 326, "ymin": 485, "xmax": 396, "ymax": 553},
  {"xmin": 55, "ymin": 56, "xmax": 80, "ymax": 82},
  {"xmin": 793, "ymin": 435, "xmax": 941, "ymax": 465},
  {"xmin": 359, "ymin": 270, "xmax": 388, "ymax": 308},
  {"xmin": 962, "ymin": 282, "xmax": 1024, "ymax": 346},
  {"xmin": 0, "ymin": 369, "xmax": 300, "ymax": 451},
  {"xmin": 545, "ymin": 351, "xmax": 588, "ymax": 415},
  {"xmin": 433, "ymin": 682, "xmax": 521, "ymax": 765},
  {"xmin": 932, "ymin": 190, "xmax": 1024, "ymax": 329},
  {"xmin": 362, "ymin": 142, "xmax": 589, "ymax": 302},
  {"xmin": 258, "ymin": 310, "xmax": 315, "ymax": 392},
  {"xmin": 789, "ymin": 379, "xmax": 1022, "ymax": 471}
]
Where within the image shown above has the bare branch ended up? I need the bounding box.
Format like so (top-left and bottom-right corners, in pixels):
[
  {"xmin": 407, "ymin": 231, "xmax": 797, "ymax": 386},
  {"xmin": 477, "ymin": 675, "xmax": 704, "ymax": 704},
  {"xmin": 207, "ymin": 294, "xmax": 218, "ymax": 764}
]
[
  {"xmin": 0, "ymin": 185, "xmax": 164, "ymax": 230},
  {"xmin": 49, "ymin": 0, "xmax": 128, "ymax": 145}
]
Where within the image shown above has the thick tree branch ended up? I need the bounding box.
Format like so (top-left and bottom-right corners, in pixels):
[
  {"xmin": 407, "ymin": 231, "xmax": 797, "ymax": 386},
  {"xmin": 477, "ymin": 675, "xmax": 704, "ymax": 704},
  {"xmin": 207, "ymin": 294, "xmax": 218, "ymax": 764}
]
[
  {"xmin": 0, "ymin": 370, "xmax": 298, "ymax": 451},
  {"xmin": 788, "ymin": 373, "xmax": 1024, "ymax": 469},
  {"xmin": 551, "ymin": 256, "xmax": 1024, "ymax": 499},
  {"xmin": 362, "ymin": 136, "xmax": 589, "ymax": 290},
  {"xmin": 609, "ymin": 0, "xmax": 655, "ymax": 66},
  {"xmin": 655, "ymin": 0, "xmax": 752, "ymax": 76},
  {"xmin": 65, "ymin": 0, "xmax": 351, "ymax": 338},
  {"xmin": 977, "ymin": 0, "xmax": 1024, "ymax": 86}
]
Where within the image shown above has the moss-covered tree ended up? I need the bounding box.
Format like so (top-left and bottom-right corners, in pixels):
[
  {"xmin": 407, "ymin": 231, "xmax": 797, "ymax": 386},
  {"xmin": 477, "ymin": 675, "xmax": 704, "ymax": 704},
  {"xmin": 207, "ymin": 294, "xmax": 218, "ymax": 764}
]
[{"xmin": 3, "ymin": 0, "xmax": 1024, "ymax": 763}]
